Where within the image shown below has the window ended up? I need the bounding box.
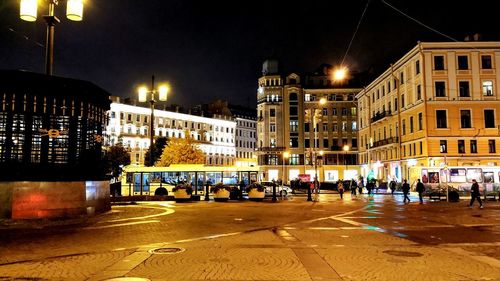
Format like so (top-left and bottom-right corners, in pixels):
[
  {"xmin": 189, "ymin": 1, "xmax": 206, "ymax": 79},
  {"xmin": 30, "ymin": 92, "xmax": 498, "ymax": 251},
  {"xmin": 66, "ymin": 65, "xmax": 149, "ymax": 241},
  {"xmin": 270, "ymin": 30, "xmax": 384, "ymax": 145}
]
[
  {"xmin": 457, "ymin": 55, "xmax": 469, "ymax": 70},
  {"xmin": 418, "ymin": 112, "xmax": 423, "ymax": 130},
  {"xmin": 394, "ymin": 98, "xmax": 398, "ymax": 110},
  {"xmin": 322, "ymin": 123, "xmax": 328, "ymax": 131},
  {"xmin": 417, "ymin": 85, "xmax": 421, "ymax": 100},
  {"xmin": 352, "ymin": 122, "xmax": 357, "ymax": 131},
  {"xmin": 352, "ymin": 139, "xmax": 358, "ymax": 148},
  {"xmin": 304, "ymin": 139, "xmax": 310, "ymax": 148},
  {"xmin": 434, "ymin": 56, "xmax": 445, "ymax": 70},
  {"xmin": 470, "ymin": 140, "xmax": 477, "ymax": 153},
  {"xmin": 322, "ymin": 108, "xmax": 328, "ymax": 115},
  {"xmin": 484, "ymin": 110, "xmax": 495, "ymax": 128},
  {"xmin": 459, "ymin": 81, "xmax": 470, "ymax": 97},
  {"xmin": 304, "ymin": 123, "xmax": 310, "ymax": 132},
  {"xmin": 481, "ymin": 55, "xmax": 492, "ymax": 69},
  {"xmin": 289, "ymin": 154, "xmax": 300, "ymax": 165},
  {"xmin": 342, "ymin": 108, "xmax": 348, "ymax": 116},
  {"xmin": 289, "ymin": 93, "xmax": 298, "ymax": 100},
  {"xmin": 489, "ymin": 140, "xmax": 496, "ymax": 153},
  {"xmin": 401, "ymin": 94, "xmax": 405, "ymax": 108},
  {"xmin": 289, "ymin": 106, "xmax": 298, "ymax": 116},
  {"xmin": 436, "ymin": 110, "xmax": 447, "ymax": 128},
  {"xmin": 483, "ymin": 81, "xmax": 493, "ymax": 96},
  {"xmin": 270, "ymin": 123, "xmax": 276, "ymax": 132},
  {"xmin": 416, "ymin": 60, "xmax": 420, "ymax": 74},
  {"xmin": 332, "ymin": 108, "xmax": 337, "ymax": 115},
  {"xmin": 458, "ymin": 140, "xmax": 465, "ymax": 154},
  {"xmin": 304, "ymin": 94, "xmax": 311, "ymax": 101},
  {"xmin": 400, "ymin": 72, "xmax": 404, "ymax": 84},
  {"xmin": 270, "ymin": 109, "xmax": 276, "ymax": 117},
  {"xmin": 410, "ymin": 116, "xmax": 414, "ymax": 133},
  {"xmin": 460, "ymin": 110, "xmax": 471, "ymax": 128},
  {"xmin": 388, "ymin": 80, "xmax": 391, "ymax": 92},
  {"xmin": 270, "ymin": 139, "xmax": 276, "ymax": 147},
  {"xmin": 290, "ymin": 137, "xmax": 298, "ymax": 148},
  {"xmin": 323, "ymin": 139, "xmax": 329, "ymax": 148},
  {"xmin": 402, "ymin": 119, "xmax": 406, "ymax": 135},
  {"xmin": 435, "ymin": 81, "xmax": 446, "ymax": 97},
  {"xmin": 351, "ymin": 107, "xmax": 357, "ymax": 116},
  {"xmin": 440, "ymin": 140, "xmax": 447, "ymax": 153},
  {"xmin": 332, "ymin": 123, "xmax": 338, "ymax": 132},
  {"xmin": 290, "ymin": 120, "xmax": 299, "ymax": 132}
]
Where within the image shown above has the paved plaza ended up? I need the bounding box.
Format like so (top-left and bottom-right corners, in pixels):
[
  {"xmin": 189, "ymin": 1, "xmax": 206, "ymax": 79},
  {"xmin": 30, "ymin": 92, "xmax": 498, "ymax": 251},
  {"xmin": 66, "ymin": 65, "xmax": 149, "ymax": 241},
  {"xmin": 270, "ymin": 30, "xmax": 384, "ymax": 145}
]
[{"xmin": 1, "ymin": 193, "xmax": 500, "ymax": 281}]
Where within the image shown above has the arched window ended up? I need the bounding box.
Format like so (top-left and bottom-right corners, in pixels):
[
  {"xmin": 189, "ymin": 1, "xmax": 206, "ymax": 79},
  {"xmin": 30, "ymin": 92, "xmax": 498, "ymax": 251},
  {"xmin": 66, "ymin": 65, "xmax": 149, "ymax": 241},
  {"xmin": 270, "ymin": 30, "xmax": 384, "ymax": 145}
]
[{"xmin": 289, "ymin": 93, "xmax": 298, "ymax": 101}]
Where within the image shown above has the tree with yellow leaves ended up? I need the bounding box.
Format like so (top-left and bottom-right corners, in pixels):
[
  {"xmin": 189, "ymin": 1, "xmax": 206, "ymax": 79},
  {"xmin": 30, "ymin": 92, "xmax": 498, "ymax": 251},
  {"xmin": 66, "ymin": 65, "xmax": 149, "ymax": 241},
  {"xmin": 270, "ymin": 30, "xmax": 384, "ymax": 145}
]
[{"xmin": 156, "ymin": 134, "xmax": 205, "ymax": 166}]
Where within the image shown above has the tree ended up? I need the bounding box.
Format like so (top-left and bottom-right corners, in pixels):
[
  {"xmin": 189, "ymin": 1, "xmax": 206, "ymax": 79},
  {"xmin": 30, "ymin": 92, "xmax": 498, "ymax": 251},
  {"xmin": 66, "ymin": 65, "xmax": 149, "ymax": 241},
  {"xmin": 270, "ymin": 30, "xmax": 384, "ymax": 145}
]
[
  {"xmin": 144, "ymin": 137, "xmax": 168, "ymax": 166},
  {"xmin": 156, "ymin": 135, "xmax": 205, "ymax": 166},
  {"xmin": 105, "ymin": 144, "xmax": 131, "ymax": 178}
]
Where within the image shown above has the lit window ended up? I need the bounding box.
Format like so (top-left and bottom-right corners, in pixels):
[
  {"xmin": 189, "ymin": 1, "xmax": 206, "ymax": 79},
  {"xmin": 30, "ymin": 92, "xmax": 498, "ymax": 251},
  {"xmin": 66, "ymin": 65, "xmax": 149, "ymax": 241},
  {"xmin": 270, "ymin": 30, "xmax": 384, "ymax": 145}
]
[{"xmin": 483, "ymin": 81, "xmax": 493, "ymax": 96}]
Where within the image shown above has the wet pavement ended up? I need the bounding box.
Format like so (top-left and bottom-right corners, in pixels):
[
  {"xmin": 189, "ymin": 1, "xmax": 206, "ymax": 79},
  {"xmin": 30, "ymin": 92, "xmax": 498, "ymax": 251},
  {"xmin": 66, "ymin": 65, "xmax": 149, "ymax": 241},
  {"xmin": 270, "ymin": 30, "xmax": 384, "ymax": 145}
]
[{"xmin": 0, "ymin": 192, "xmax": 499, "ymax": 280}]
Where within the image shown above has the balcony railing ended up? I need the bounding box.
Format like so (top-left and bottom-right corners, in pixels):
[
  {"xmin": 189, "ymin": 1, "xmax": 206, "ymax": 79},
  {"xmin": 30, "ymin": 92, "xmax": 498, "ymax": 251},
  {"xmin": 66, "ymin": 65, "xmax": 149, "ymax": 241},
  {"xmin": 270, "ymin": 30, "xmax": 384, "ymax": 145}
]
[
  {"xmin": 371, "ymin": 137, "xmax": 399, "ymax": 148},
  {"xmin": 371, "ymin": 110, "xmax": 392, "ymax": 123},
  {"xmin": 257, "ymin": 146, "xmax": 286, "ymax": 152}
]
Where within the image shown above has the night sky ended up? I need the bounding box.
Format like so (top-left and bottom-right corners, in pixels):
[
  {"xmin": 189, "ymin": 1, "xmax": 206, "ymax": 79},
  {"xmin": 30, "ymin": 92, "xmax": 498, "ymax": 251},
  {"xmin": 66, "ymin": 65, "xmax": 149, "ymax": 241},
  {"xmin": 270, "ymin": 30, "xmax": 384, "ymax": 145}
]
[{"xmin": 0, "ymin": 0, "xmax": 498, "ymax": 108}]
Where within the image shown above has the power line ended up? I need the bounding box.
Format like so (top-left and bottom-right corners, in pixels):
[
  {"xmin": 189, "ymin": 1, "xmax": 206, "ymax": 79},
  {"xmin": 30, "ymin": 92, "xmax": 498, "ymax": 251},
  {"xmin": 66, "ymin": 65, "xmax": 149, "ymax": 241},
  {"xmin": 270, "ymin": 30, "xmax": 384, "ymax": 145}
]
[
  {"xmin": 380, "ymin": 0, "xmax": 460, "ymax": 43},
  {"xmin": 6, "ymin": 27, "xmax": 45, "ymax": 48},
  {"xmin": 341, "ymin": 0, "xmax": 371, "ymax": 67}
]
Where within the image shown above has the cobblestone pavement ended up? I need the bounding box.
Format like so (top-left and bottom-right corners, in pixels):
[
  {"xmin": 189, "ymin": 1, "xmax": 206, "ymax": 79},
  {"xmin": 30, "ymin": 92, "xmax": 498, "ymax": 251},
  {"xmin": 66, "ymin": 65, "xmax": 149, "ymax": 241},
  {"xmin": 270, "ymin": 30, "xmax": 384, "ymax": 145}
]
[{"xmin": 0, "ymin": 193, "xmax": 499, "ymax": 280}]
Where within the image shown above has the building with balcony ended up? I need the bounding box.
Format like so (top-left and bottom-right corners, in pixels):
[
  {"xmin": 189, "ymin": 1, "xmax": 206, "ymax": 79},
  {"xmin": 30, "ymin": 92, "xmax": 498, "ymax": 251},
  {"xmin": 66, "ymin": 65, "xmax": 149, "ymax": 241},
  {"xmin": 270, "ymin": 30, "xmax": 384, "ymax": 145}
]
[
  {"xmin": 106, "ymin": 97, "xmax": 236, "ymax": 166},
  {"xmin": 257, "ymin": 60, "xmax": 362, "ymax": 183},
  {"xmin": 357, "ymin": 41, "xmax": 500, "ymax": 182}
]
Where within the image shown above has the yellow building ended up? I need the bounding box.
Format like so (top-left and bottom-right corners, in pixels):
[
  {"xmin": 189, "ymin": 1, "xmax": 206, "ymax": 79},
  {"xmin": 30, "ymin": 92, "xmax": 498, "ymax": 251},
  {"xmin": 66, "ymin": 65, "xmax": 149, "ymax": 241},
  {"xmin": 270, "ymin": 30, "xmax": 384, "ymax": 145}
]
[
  {"xmin": 357, "ymin": 42, "xmax": 500, "ymax": 182},
  {"xmin": 257, "ymin": 60, "xmax": 361, "ymax": 183}
]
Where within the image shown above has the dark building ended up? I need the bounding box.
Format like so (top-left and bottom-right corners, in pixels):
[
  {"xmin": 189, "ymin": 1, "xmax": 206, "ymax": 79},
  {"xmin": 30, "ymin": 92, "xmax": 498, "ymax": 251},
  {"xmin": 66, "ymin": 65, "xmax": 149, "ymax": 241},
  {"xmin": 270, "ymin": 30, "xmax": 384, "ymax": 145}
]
[{"xmin": 0, "ymin": 70, "xmax": 111, "ymax": 219}]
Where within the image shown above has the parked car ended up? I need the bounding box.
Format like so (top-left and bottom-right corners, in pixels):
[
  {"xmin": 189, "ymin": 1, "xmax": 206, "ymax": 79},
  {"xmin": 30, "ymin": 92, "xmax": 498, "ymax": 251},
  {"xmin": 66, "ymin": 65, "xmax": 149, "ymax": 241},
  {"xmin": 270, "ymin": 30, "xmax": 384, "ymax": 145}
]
[{"xmin": 260, "ymin": 181, "xmax": 292, "ymax": 196}]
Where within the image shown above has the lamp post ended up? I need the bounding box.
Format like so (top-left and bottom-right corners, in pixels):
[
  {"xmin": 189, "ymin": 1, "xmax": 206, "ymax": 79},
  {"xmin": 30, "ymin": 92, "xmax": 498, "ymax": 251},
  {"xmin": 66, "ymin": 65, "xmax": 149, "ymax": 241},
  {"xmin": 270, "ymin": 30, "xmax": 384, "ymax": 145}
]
[
  {"xmin": 20, "ymin": 0, "xmax": 84, "ymax": 75},
  {"xmin": 343, "ymin": 145, "xmax": 350, "ymax": 178},
  {"xmin": 282, "ymin": 151, "xmax": 289, "ymax": 200},
  {"xmin": 138, "ymin": 75, "xmax": 169, "ymax": 166},
  {"xmin": 312, "ymin": 98, "xmax": 326, "ymax": 201}
]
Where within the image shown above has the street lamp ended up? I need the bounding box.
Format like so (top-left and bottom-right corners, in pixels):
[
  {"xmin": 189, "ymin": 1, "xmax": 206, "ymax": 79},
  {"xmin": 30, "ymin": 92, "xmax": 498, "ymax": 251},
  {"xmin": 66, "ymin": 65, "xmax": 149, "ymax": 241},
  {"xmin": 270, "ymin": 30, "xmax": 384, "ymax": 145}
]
[
  {"xmin": 343, "ymin": 145, "xmax": 350, "ymax": 177},
  {"xmin": 282, "ymin": 151, "xmax": 290, "ymax": 185},
  {"xmin": 20, "ymin": 0, "xmax": 84, "ymax": 75},
  {"xmin": 138, "ymin": 75, "xmax": 170, "ymax": 166},
  {"xmin": 311, "ymin": 97, "xmax": 327, "ymax": 201}
]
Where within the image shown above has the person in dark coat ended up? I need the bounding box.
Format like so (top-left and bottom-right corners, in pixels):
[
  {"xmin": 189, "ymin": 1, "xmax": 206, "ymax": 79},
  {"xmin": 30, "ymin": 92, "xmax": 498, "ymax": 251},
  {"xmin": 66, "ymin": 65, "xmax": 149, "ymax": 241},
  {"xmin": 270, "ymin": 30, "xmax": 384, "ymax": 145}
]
[
  {"xmin": 402, "ymin": 179, "xmax": 411, "ymax": 204},
  {"xmin": 416, "ymin": 179, "xmax": 425, "ymax": 204},
  {"xmin": 389, "ymin": 180, "xmax": 397, "ymax": 196},
  {"xmin": 469, "ymin": 179, "xmax": 483, "ymax": 209}
]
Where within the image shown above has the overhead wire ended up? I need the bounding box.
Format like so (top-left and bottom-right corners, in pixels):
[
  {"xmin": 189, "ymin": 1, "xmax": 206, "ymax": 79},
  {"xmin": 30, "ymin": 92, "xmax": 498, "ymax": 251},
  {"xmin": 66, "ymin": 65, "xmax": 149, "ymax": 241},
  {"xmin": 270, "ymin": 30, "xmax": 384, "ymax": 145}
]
[
  {"xmin": 6, "ymin": 26, "xmax": 45, "ymax": 48},
  {"xmin": 380, "ymin": 0, "xmax": 460, "ymax": 43},
  {"xmin": 340, "ymin": 0, "xmax": 371, "ymax": 67}
]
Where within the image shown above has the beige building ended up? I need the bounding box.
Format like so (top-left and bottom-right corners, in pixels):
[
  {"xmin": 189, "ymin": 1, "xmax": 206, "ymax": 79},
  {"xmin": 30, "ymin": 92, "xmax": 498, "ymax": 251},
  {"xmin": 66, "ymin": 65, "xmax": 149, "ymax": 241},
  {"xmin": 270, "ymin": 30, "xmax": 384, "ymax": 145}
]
[
  {"xmin": 357, "ymin": 41, "xmax": 500, "ymax": 183},
  {"xmin": 257, "ymin": 61, "xmax": 361, "ymax": 183}
]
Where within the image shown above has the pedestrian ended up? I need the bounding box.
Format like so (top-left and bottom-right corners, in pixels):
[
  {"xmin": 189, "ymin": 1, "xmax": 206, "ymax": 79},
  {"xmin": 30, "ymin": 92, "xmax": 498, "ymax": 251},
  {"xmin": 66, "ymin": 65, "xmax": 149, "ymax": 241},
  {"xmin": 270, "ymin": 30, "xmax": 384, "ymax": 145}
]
[
  {"xmin": 416, "ymin": 179, "xmax": 425, "ymax": 204},
  {"xmin": 350, "ymin": 179, "xmax": 357, "ymax": 197},
  {"xmin": 358, "ymin": 179, "xmax": 363, "ymax": 194},
  {"xmin": 469, "ymin": 179, "xmax": 483, "ymax": 209},
  {"xmin": 389, "ymin": 180, "xmax": 396, "ymax": 196},
  {"xmin": 338, "ymin": 180, "xmax": 344, "ymax": 199},
  {"xmin": 402, "ymin": 179, "xmax": 411, "ymax": 204}
]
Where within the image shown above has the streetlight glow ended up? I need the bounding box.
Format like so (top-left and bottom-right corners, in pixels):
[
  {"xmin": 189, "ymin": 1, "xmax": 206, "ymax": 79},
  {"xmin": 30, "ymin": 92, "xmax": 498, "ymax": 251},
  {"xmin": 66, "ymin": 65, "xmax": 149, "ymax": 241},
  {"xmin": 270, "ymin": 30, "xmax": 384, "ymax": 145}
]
[
  {"xmin": 343, "ymin": 145, "xmax": 350, "ymax": 152},
  {"xmin": 138, "ymin": 86, "xmax": 148, "ymax": 102},
  {"xmin": 20, "ymin": 0, "xmax": 38, "ymax": 22},
  {"xmin": 66, "ymin": 0, "xmax": 84, "ymax": 21},
  {"xmin": 333, "ymin": 67, "xmax": 348, "ymax": 81},
  {"xmin": 319, "ymin": 97, "xmax": 327, "ymax": 105},
  {"xmin": 158, "ymin": 85, "xmax": 169, "ymax": 101},
  {"xmin": 283, "ymin": 151, "xmax": 290, "ymax": 159}
]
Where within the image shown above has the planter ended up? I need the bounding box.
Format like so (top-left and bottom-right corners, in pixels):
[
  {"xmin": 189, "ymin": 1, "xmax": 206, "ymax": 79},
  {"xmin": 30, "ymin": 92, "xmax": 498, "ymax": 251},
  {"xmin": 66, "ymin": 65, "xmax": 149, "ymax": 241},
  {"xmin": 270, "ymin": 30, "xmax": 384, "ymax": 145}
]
[
  {"xmin": 248, "ymin": 189, "xmax": 265, "ymax": 201},
  {"xmin": 173, "ymin": 189, "xmax": 191, "ymax": 202},
  {"xmin": 213, "ymin": 189, "xmax": 230, "ymax": 202}
]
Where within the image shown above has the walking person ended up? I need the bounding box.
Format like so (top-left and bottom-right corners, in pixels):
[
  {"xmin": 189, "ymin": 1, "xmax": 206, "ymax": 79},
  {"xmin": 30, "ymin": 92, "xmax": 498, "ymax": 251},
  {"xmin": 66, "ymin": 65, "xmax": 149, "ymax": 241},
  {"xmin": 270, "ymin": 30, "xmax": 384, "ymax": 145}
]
[
  {"xmin": 358, "ymin": 178, "xmax": 363, "ymax": 194},
  {"xmin": 338, "ymin": 180, "xmax": 344, "ymax": 199},
  {"xmin": 402, "ymin": 179, "xmax": 411, "ymax": 204},
  {"xmin": 350, "ymin": 179, "xmax": 357, "ymax": 197},
  {"xmin": 416, "ymin": 179, "xmax": 425, "ymax": 204},
  {"xmin": 469, "ymin": 179, "xmax": 483, "ymax": 209},
  {"xmin": 389, "ymin": 179, "xmax": 397, "ymax": 196}
]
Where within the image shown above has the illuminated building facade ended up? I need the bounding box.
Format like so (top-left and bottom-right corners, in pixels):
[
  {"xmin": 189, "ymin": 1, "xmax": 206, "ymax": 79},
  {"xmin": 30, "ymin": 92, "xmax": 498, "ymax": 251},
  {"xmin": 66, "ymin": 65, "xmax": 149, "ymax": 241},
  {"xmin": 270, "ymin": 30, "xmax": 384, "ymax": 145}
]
[
  {"xmin": 357, "ymin": 42, "xmax": 500, "ymax": 182},
  {"xmin": 257, "ymin": 60, "xmax": 362, "ymax": 183},
  {"xmin": 106, "ymin": 98, "xmax": 236, "ymax": 166}
]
